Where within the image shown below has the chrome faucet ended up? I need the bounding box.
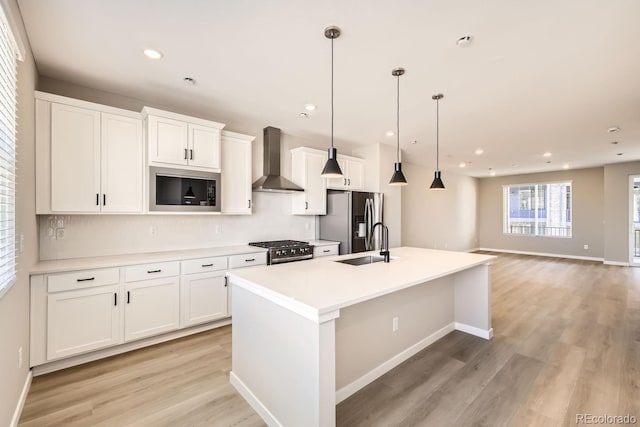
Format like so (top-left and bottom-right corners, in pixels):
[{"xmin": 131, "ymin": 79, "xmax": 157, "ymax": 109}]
[{"xmin": 372, "ymin": 222, "xmax": 390, "ymax": 262}]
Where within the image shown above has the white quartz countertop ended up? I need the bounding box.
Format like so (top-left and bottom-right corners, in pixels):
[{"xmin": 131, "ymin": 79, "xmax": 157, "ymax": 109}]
[
  {"xmin": 228, "ymin": 247, "xmax": 496, "ymax": 321},
  {"xmin": 31, "ymin": 245, "xmax": 268, "ymax": 275},
  {"xmin": 306, "ymin": 239, "xmax": 340, "ymax": 247}
]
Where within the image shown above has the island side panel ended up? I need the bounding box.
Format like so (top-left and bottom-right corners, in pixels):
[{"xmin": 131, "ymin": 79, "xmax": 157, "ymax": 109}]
[
  {"xmin": 453, "ymin": 263, "xmax": 492, "ymax": 338},
  {"xmin": 335, "ymin": 276, "xmax": 455, "ymax": 401},
  {"xmin": 230, "ymin": 284, "xmax": 337, "ymax": 427}
]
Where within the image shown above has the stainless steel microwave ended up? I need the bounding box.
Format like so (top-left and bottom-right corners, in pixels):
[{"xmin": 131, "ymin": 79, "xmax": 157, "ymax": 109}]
[{"xmin": 149, "ymin": 166, "xmax": 221, "ymax": 212}]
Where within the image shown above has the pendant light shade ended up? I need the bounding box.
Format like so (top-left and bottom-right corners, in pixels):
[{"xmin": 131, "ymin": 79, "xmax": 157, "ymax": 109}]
[
  {"xmin": 321, "ymin": 26, "xmax": 344, "ymax": 178},
  {"xmin": 183, "ymin": 186, "xmax": 196, "ymax": 199},
  {"xmin": 430, "ymin": 94, "xmax": 445, "ymax": 190},
  {"xmin": 389, "ymin": 67, "xmax": 408, "ymax": 186}
]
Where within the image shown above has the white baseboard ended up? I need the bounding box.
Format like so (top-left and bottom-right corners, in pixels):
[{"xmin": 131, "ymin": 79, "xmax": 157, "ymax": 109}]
[
  {"xmin": 604, "ymin": 260, "xmax": 630, "ymax": 267},
  {"xmin": 455, "ymin": 322, "xmax": 493, "ymax": 339},
  {"xmin": 10, "ymin": 370, "xmax": 32, "ymax": 427},
  {"xmin": 335, "ymin": 322, "xmax": 455, "ymax": 404},
  {"xmin": 478, "ymin": 248, "xmax": 604, "ymax": 262},
  {"xmin": 33, "ymin": 318, "xmax": 231, "ymax": 376},
  {"xmin": 230, "ymin": 371, "xmax": 282, "ymax": 427}
]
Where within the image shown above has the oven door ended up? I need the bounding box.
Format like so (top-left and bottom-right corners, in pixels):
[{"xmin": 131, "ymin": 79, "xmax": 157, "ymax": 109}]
[{"xmin": 149, "ymin": 167, "xmax": 221, "ymax": 212}]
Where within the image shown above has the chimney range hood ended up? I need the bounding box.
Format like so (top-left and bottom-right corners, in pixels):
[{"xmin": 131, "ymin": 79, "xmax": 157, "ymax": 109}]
[{"xmin": 252, "ymin": 127, "xmax": 304, "ymax": 193}]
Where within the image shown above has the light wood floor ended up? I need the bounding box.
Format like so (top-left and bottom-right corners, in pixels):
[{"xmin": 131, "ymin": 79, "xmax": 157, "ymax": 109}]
[{"xmin": 19, "ymin": 253, "xmax": 640, "ymax": 426}]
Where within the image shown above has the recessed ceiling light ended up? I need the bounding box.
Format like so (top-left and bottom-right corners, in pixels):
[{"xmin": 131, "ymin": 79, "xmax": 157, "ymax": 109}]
[
  {"xmin": 304, "ymin": 104, "xmax": 316, "ymax": 111},
  {"xmin": 608, "ymin": 126, "xmax": 621, "ymax": 133},
  {"xmin": 410, "ymin": 140, "xmax": 417, "ymax": 144},
  {"xmin": 563, "ymin": 163, "xmax": 570, "ymax": 169},
  {"xmin": 386, "ymin": 131, "xmax": 395, "ymax": 137},
  {"xmin": 299, "ymin": 112, "xmax": 308, "ymax": 118},
  {"xmin": 474, "ymin": 149, "xmax": 484, "ymax": 155},
  {"xmin": 183, "ymin": 77, "xmax": 196, "ymax": 85},
  {"xmin": 459, "ymin": 162, "xmax": 466, "ymax": 168},
  {"xmin": 456, "ymin": 36, "xmax": 473, "ymax": 47},
  {"xmin": 543, "ymin": 152, "xmax": 552, "ymax": 157},
  {"xmin": 143, "ymin": 48, "xmax": 163, "ymax": 59}
]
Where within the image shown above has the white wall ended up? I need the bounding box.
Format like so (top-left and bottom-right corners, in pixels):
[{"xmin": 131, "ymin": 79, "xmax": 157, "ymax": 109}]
[
  {"xmin": 401, "ymin": 163, "xmax": 479, "ymax": 251},
  {"xmin": 0, "ymin": 0, "xmax": 38, "ymax": 424}
]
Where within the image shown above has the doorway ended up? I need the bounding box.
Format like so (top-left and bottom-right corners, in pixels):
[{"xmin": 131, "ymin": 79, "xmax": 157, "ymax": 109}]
[{"xmin": 631, "ymin": 175, "xmax": 640, "ymax": 266}]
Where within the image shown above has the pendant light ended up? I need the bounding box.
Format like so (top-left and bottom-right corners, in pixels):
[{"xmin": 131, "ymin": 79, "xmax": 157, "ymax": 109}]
[
  {"xmin": 389, "ymin": 67, "xmax": 408, "ymax": 186},
  {"xmin": 430, "ymin": 94, "xmax": 445, "ymax": 189},
  {"xmin": 320, "ymin": 26, "xmax": 344, "ymax": 178},
  {"xmin": 183, "ymin": 186, "xmax": 196, "ymax": 199}
]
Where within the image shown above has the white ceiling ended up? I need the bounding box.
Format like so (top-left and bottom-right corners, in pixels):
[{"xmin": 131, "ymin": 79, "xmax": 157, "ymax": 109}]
[{"xmin": 17, "ymin": 0, "xmax": 640, "ymax": 177}]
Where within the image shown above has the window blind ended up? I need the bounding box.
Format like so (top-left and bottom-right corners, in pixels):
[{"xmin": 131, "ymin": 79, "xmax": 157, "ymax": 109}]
[{"xmin": 0, "ymin": 8, "xmax": 17, "ymax": 294}]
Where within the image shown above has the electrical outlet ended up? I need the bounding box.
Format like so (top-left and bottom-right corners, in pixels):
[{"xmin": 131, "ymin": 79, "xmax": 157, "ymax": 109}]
[
  {"xmin": 392, "ymin": 317, "xmax": 399, "ymax": 332},
  {"xmin": 150, "ymin": 226, "xmax": 157, "ymax": 236},
  {"xmin": 216, "ymin": 224, "xmax": 222, "ymax": 234},
  {"xmin": 18, "ymin": 347, "xmax": 22, "ymax": 369},
  {"xmin": 583, "ymin": 244, "xmax": 589, "ymax": 250}
]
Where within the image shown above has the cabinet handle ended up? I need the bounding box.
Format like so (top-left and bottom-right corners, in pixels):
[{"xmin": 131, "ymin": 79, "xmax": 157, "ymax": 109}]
[
  {"xmin": 114, "ymin": 293, "xmax": 117, "ymax": 306},
  {"xmin": 305, "ymin": 201, "xmax": 308, "ymax": 210},
  {"xmin": 184, "ymin": 148, "xmax": 188, "ymax": 160},
  {"xmin": 147, "ymin": 269, "xmax": 162, "ymax": 274},
  {"xmin": 323, "ymin": 249, "xmax": 330, "ymax": 253},
  {"xmin": 127, "ymin": 291, "xmax": 130, "ymax": 304},
  {"xmin": 224, "ymin": 276, "xmax": 228, "ymax": 288},
  {"xmin": 96, "ymin": 193, "xmax": 99, "ymax": 206},
  {"xmin": 190, "ymin": 149, "xmax": 193, "ymax": 160},
  {"xmin": 201, "ymin": 263, "xmax": 214, "ymax": 267},
  {"xmin": 348, "ymin": 178, "xmax": 351, "ymax": 186},
  {"xmin": 103, "ymin": 194, "xmax": 106, "ymax": 206},
  {"xmin": 248, "ymin": 199, "xmax": 251, "ymax": 208},
  {"xmin": 76, "ymin": 277, "xmax": 95, "ymax": 282},
  {"xmin": 344, "ymin": 178, "xmax": 347, "ymax": 186},
  {"xmin": 245, "ymin": 258, "xmax": 255, "ymax": 262}
]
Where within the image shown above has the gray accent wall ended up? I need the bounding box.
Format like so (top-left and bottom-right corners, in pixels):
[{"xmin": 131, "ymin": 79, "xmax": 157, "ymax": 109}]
[{"xmin": 478, "ymin": 168, "xmax": 604, "ymax": 259}]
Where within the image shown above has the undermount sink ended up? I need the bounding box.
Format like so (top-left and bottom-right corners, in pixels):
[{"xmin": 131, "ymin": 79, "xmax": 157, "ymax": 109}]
[{"xmin": 336, "ymin": 255, "xmax": 387, "ymax": 266}]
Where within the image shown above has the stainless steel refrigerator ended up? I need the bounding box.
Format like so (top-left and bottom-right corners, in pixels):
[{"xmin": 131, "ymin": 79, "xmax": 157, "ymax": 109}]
[{"xmin": 319, "ymin": 190, "xmax": 384, "ymax": 255}]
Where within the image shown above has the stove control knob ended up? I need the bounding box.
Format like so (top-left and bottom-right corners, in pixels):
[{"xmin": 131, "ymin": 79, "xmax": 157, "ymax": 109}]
[
  {"xmin": 276, "ymin": 250, "xmax": 281, "ymax": 256},
  {"xmin": 291, "ymin": 249, "xmax": 297, "ymax": 255}
]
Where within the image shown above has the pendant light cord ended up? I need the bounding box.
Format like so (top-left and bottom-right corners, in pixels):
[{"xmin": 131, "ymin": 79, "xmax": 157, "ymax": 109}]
[
  {"xmin": 331, "ymin": 37, "xmax": 334, "ymax": 150},
  {"xmin": 436, "ymin": 97, "xmax": 440, "ymax": 171},
  {"xmin": 396, "ymin": 74, "xmax": 400, "ymax": 163}
]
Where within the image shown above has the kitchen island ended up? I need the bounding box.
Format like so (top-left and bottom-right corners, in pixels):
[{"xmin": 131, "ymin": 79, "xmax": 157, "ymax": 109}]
[{"xmin": 227, "ymin": 247, "xmax": 496, "ymax": 427}]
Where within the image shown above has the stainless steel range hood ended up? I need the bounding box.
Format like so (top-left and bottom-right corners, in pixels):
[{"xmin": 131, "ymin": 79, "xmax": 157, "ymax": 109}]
[{"xmin": 252, "ymin": 127, "xmax": 304, "ymax": 192}]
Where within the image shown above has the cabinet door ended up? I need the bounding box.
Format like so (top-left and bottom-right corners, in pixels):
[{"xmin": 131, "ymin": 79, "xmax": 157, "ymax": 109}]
[
  {"xmin": 188, "ymin": 124, "xmax": 221, "ymax": 170},
  {"xmin": 305, "ymin": 152, "xmax": 327, "ymax": 214},
  {"xmin": 181, "ymin": 271, "xmax": 228, "ymax": 328},
  {"xmin": 47, "ymin": 285, "xmax": 120, "ymax": 360},
  {"xmin": 221, "ymin": 137, "xmax": 252, "ymax": 214},
  {"xmin": 148, "ymin": 115, "xmax": 188, "ymax": 166},
  {"xmin": 101, "ymin": 113, "xmax": 143, "ymax": 212},
  {"xmin": 325, "ymin": 157, "xmax": 347, "ymax": 190},
  {"xmin": 124, "ymin": 277, "xmax": 179, "ymax": 342},
  {"xmin": 50, "ymin": 103, "xmax": 101, "ymax": 212},
  {"xmin": 346, "ymin": 159, "xmax": 364, "ymax": 191}
]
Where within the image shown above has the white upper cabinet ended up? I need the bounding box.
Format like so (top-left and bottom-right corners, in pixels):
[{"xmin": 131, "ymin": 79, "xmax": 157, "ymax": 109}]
[
  {"xmin": 291, "ymin": 147, "xmax": 327, "ymax": 215},
  {"xmin": 143, "ymin": 107, "xmax": 224, "ymax": 172},
  {"xmin": 101, "ymin": 113, "xmax": 143, "ymax": 212},
  {"xmin": 326, "ymin": 155, "xmax": 365, "ymax": 191},
  {"xmin": 40, "ymin": 93, "xmax": 144, "ymax": 214},
  {"xmin": 221, "ymin": 130, "xmax": 255, "ymax": 215},
  {"xmin": 50, "ymin": 103, "xmax": 101, "ymax": 212}
]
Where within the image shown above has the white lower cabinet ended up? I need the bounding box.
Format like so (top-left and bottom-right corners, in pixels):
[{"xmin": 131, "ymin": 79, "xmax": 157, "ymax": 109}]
[
  {"xmin": 46, "ymin": 284, "xmax": 121, "ymax": 360},
  {"xmin": 124, "ymin": 277, "xmax": 180, "ymax": 342},
  {"xmin": 181, "ymin": 271, "xmax": 228, "ymax": 328}
]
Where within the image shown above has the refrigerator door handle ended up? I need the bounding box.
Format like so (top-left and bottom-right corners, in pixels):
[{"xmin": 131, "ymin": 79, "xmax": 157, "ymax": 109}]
[{"xmin": 364, "ymin": 198, "xmax": 370, "ymax": 250}]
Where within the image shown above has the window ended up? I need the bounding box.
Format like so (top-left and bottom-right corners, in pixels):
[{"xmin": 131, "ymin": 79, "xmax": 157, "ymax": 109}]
[
  {"xmin": 0, "ymin": 7, "xmax": 18, "ymax": 296},
  {"xmin": 503, "ymin": 182, "xmax": 572, "ymax": 238}
]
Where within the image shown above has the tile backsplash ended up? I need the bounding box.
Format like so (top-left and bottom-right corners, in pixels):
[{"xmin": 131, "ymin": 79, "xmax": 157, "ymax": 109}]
[{"xmin": 39, "ymin": 192, "xmax": 316, "ymax": 260}]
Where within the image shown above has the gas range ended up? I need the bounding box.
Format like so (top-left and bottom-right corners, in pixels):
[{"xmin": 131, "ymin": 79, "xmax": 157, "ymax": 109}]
[{"xmin": 248, "ymin": 240, "xmax": 314, "ymax": 265}]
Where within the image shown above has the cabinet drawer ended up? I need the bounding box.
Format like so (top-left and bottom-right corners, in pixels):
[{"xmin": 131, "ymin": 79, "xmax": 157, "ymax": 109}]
[
  {"xmin": 48, "ymin": 268, "xmax": 120, "ymax": 293},
  {"xmin": 314, "ymin": 245, "xmax": 339, "ymax": 257},
  {"xmin": 228, "ymin": 252, "xmax": 267, "ymax": 269},
  {"xmin": 124, "ymin": 261, "xmax": 179, "ymax": 282},
  {"xmin": 181, "ymin": 256, "xmax": 228, "ymax": 275}
]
